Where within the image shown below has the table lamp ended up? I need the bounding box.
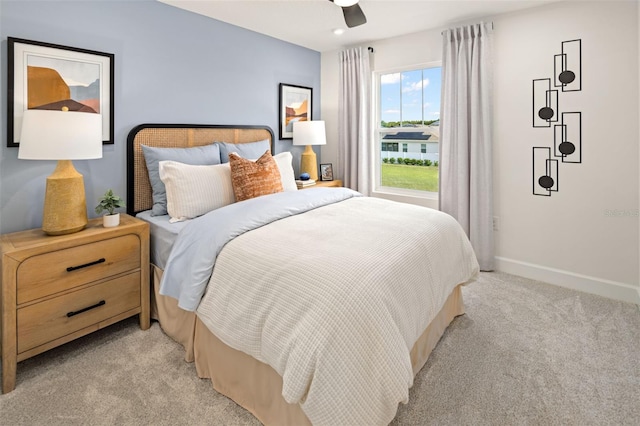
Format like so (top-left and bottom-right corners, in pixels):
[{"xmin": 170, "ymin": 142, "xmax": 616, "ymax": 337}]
[
  {"xmin": 18, "ymin": 109, "xmax": 103, "ymax": 235},
  {"xmin": 292, "ymin": 120, "xmax": 326, "ymax": 181}
]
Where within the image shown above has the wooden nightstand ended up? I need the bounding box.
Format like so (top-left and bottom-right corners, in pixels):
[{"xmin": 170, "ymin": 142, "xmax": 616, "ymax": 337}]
[
  {"xmin": 300, "ymin": 179, "xmax": 343, "ymax": 189},
  {"xmin": 1, "ymin": 213, "xmax": 150, "ymax": 393}
]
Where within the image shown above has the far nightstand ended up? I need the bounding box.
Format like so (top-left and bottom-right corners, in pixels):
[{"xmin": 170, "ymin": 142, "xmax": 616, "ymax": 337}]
[
  {"xmin": 1, "ymin": 214, "xmax": 150, "ymax": 393},
  {"xmin": 300, "ymin": 179, "xmax": 343, "ymax": 189}
]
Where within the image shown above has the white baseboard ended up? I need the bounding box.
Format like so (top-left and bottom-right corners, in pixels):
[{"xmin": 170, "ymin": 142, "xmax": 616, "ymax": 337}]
[{"xmin": 495, "ymin": 256, "xmax": 640, "ymax": 305}]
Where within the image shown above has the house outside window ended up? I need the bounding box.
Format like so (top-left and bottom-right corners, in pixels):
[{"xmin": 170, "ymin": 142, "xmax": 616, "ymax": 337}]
[{"xmin": 375, "ymin": 63, "xmax": 441, "ymax": 195}]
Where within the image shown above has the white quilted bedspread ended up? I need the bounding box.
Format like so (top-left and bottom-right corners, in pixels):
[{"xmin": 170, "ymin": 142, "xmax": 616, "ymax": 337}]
[{"xmin": 196, "ymin": 196, "xmax": 479, "ymax": 425}]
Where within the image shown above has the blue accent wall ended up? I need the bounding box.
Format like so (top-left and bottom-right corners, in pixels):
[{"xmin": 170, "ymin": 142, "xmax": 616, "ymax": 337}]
[{"xmin": 0, "ymin": 0, "xmax": 320, "ymax": 233}]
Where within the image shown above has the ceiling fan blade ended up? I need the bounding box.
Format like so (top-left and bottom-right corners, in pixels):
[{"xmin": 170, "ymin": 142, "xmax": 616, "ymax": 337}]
[{"xmin": 342, "ymin": 4, "xmax": 367, "ymax": 28}]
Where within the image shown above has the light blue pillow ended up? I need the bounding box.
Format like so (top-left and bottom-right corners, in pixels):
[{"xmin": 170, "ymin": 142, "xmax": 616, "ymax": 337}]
[
  {"xmin": 141, "ymin": 144, "xmax": 221, "ymax": 216},
  {"xmin": 216, "ymin": 139, "xmax": 271, "ymax": 163}
]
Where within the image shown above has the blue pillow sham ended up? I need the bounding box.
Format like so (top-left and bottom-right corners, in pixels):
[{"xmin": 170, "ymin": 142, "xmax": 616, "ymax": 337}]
[
  {"xmin": 216, "ymin": 139, "xmax": 271, "ymax": 163},
  {"xmin": 141, "ymin": 144, "xmax": 221, "ymax": 216}
]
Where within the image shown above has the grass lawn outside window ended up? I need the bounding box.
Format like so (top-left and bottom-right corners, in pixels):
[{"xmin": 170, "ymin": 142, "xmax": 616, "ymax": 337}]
[{"xmin": 381, "ymin": 163, "xmax": 439, "ymax": 192}]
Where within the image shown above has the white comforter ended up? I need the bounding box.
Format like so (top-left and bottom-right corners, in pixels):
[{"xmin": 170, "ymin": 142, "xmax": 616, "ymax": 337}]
[{"xmin": 195, "ymin": 195, "xmax": 479, "ymax": 425}]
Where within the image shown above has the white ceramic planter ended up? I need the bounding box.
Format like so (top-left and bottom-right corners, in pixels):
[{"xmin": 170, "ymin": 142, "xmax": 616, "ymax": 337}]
[{"xmin": 103, "ymin": 213, "xmax": 120, "ymax": 228}]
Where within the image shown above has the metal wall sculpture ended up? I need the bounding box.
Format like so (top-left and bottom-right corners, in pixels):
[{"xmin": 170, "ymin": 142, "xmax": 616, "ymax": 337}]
[{"xmin": 532, "ymin": 39, "xmax": 582, "ymax": 196}]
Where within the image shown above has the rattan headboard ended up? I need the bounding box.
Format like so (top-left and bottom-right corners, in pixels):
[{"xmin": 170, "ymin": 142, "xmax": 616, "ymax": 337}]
[{"xmin": 126, "ymin": 124, "xmax": 275, "ymax": 215}]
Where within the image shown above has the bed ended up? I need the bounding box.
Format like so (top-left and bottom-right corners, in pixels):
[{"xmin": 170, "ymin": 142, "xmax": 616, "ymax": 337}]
[{"xmin": 126, "ymin": 123, "xmax": 479, "ymax": 426}]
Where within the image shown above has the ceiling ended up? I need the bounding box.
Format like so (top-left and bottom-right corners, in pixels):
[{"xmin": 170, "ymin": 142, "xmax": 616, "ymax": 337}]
[{"xmin": 158, "ymin": 0, "xmax": 558, "ymax": 52}]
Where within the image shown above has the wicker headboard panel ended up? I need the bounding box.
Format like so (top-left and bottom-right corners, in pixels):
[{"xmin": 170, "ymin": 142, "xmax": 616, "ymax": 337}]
[{"xmin": 126, "ymin": 124, "xmax": 275, "ymax": 215}]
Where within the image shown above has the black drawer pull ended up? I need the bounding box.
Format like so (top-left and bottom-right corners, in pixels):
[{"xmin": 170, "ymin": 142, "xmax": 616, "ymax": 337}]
[
  {"xmin": 67, "ymin": 300, "xmax": 106, "ymax": 318},
  {"xmin": 66, "ymin": 258, "xmax": 106, "ymax": 272}
]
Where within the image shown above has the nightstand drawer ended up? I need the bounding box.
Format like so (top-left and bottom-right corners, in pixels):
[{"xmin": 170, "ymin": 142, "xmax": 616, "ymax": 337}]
[
  {"xmin": 17, "ymin": 234, "xmax": 141, "ymax": 304},
  {"xmin": 17, "ymin": 272, "xmax": 141, "ymax": 354}
]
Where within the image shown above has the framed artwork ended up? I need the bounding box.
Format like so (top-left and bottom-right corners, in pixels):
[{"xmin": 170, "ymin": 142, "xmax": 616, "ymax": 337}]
[
  {"xmin": 279, "ymin": 83, "xmax": 312, "ymax": 140},
  {"xmin": 7, "ymin": 37, "xmax": 114, "ymax": 147},
  {"xmin": 320, "ymin": 163, "xmax": 334, "ymax": 181}
]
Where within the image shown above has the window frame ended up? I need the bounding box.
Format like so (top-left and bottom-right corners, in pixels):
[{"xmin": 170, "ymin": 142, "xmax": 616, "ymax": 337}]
[{"xmin": 372, "ymin": 61, "xmax": 442, "ymax": 201}]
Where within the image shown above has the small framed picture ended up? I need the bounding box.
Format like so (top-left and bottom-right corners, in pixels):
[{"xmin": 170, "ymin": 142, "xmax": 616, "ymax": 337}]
[
  {"xmin": 279, "ymin": 83, "xmax": 312, "ymax": 140},
  {"xmin": 320, "ymin": 163, "xmax": 334, "ymax": 181}
]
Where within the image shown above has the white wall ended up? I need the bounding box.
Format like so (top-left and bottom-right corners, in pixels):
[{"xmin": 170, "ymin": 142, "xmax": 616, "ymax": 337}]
[
  {"xmin": 492, "ymin": 1, "xmax": 638, "ymax": 304},
  {"xmin": 320, "ymin": 1, "xmax": 640, "ymax": 304}
]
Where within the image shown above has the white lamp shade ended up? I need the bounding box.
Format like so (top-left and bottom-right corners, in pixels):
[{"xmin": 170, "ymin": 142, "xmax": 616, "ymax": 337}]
[
  {"xmin": 292, "ymin": 120, "xmax": 327, "ymax": 146},
  {"xmin": 18, "ymin": 109, "xmax": 103, "ymax": 160}
]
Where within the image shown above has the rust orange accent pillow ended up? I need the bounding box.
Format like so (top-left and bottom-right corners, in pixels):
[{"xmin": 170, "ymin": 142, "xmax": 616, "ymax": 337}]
[{"xmin": 229, "ymin": 150, "xmax": 284, "ymax": 201}]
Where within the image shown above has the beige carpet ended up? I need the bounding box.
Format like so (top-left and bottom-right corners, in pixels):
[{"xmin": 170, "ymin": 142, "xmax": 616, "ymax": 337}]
[{"xmin": 1, "ymin": 272, "xmax": 639, "ymax": 425}]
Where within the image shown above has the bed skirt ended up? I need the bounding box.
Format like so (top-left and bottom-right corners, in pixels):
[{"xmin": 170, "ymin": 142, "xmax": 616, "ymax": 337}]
[{"xmin": 151, "ymin": 264, "xmax": 465, "ymax": 425}]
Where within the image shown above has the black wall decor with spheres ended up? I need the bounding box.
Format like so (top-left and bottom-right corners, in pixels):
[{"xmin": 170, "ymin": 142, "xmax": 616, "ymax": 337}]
[{"xmin": 532, "ymin": 39, "xmax": 582, "ymax": 196}]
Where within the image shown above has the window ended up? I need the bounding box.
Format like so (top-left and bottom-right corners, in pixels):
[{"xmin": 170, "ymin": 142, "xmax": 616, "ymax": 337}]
[
  {"xmin": 375, "ymin": 64, "xmax": 441, "ymax": 195},
  {"xmin": 381, "ymin": 142, "xmax": 398, "ymax": 152}
]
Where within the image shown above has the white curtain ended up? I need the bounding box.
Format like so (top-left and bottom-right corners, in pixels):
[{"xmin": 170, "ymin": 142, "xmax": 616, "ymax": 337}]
[
  {"xmin": 338, "ymin": 47, "xmax": 372, "ymax": 195},
  {"xmin": 440, "ymin": 22, "xmax": 494, "ymax": 271}
]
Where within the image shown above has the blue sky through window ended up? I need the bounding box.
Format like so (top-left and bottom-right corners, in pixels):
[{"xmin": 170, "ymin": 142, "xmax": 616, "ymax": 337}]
[{"xmin": 380, "ymin": 66, "xmax": 441, "ymax": 125}]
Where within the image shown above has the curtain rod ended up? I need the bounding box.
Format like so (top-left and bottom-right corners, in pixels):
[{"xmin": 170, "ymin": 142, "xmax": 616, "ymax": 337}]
[{"xmin": 441, "ymin": 21, "xmax": 494, "ymax": 35}]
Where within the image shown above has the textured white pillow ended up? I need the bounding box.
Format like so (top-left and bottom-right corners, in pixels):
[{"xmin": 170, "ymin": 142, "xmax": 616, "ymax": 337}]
[
  {"xmin": 271, "ymin": 152, "xmax": 298, "ymax": 192},
  {"xmin": 159, "ymin": 160, "xmax": 235, "ymax": 222}
]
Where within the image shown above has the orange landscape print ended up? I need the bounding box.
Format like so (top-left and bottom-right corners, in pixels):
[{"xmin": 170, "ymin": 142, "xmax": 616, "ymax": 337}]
[
  {"xmin": 26, "ymin": 58, "xmax": 100, "ymax": 114},
  {"xmin": 285, "ymin": 99, "xmax": 308, "ymax": 131},
  {"xmin": 280, "ymin": 83, "xmax": 311, "ymax": 139}
]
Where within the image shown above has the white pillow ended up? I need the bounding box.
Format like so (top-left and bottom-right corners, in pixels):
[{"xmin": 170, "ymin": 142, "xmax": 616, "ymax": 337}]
[
  {"xmin": 159, "ymin": 161, "xmax": 235, "ymax": 223},
  {"xmin": 271, "ymin": 152, "xmax": 298, "ymax": 192}
]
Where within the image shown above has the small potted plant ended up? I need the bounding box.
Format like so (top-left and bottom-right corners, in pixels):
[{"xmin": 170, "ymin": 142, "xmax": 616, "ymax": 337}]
[{"xmin": 95, "ymin": 189, "xmax": 126, "ymax": 227}]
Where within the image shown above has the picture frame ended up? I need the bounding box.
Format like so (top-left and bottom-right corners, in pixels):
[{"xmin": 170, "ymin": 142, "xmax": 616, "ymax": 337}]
[
  {"xmin": 279, "ymin": 83, "xmax": 312, "ymax": 140},
  {"xmin": 320, "ymin": 163, "xmax": 334, "ymax": 181},
  {"xmin": 7, "ymin": 37, "xmax": 115, "ymax": 147}
]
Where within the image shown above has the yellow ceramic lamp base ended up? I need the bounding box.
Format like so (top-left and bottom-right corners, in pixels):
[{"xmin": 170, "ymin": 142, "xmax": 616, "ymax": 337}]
[
  {"xmin": 300, "ymin": 145, "xmax": 319, "ymax": 181},
  {"xmin": 42, "ymin": 160, "xmax": 88, "ymax": 235}
]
